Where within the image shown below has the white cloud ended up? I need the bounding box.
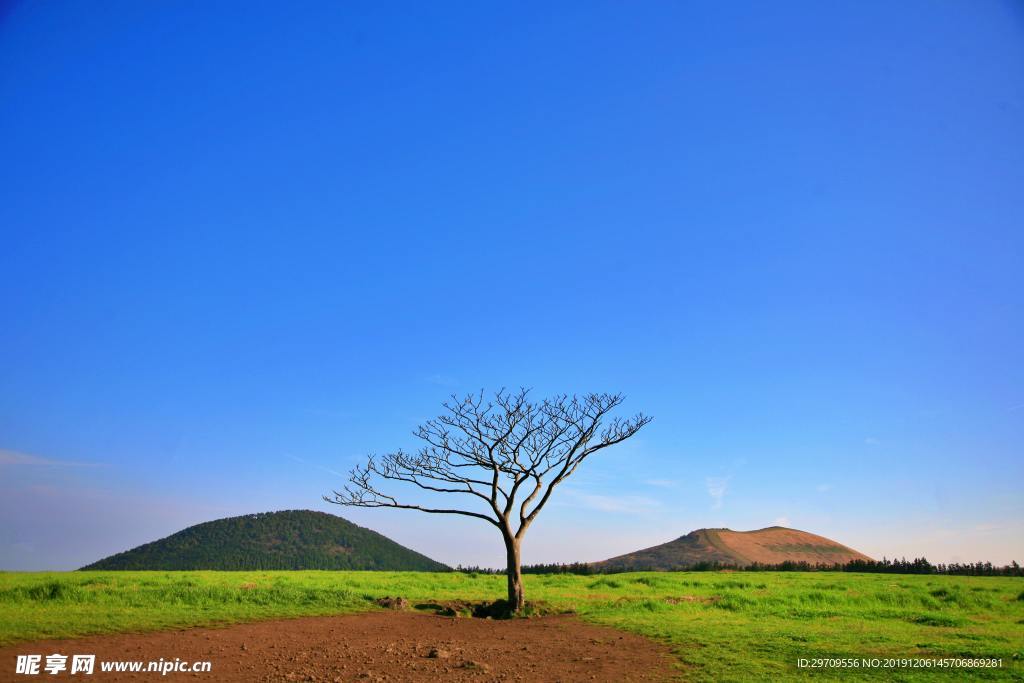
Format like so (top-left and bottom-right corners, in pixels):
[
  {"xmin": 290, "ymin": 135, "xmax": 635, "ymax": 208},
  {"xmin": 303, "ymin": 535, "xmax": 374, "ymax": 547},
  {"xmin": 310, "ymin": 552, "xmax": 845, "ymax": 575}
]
[
  {"xmin": 644, "ymin": 478, "xmax": 676, "ymax": 488},
  {"xmin": 771, "ymin": 516, "xmax": 791, "ymax": 527},
  {"xmin": 560, "ymin": 488, "xmax": 661, "ymax": 514},
  {"xmin": 816, "ymin": 483, "xmax": 833, "ymax": 493},
  {"xmin": 705, "ymin": 476, "xmax": 729, "ymax": 510},
  {"xmin": 864, "ymin": 437, "xmax": 880, "ymax": 446},
  {"xmin": 284, "ymin": 453, "xmax": 347, "ymax": 478}
]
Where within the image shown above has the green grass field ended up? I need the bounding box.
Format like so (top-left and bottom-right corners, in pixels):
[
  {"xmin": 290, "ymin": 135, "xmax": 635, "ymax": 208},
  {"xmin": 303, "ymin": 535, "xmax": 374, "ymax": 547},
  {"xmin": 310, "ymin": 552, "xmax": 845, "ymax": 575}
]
[{"xmin": 1, "ymin": 570, "xmax": 1021, "ymax": 680}]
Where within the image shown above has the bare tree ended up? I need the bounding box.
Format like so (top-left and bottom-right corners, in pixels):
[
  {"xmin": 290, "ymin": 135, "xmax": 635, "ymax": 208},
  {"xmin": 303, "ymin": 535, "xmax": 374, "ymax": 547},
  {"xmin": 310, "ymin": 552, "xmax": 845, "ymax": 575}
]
[{"xmin": 324, "ymin": 388, "xmax": 651, "ymax": 613}]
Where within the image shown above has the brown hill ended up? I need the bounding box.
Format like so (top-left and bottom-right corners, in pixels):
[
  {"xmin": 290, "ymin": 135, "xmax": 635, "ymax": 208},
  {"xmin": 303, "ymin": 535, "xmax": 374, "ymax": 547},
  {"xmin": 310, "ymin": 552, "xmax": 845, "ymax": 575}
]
[{"xmin": 596, "ymin": 526, "xmax": 871, "ymax": 571}]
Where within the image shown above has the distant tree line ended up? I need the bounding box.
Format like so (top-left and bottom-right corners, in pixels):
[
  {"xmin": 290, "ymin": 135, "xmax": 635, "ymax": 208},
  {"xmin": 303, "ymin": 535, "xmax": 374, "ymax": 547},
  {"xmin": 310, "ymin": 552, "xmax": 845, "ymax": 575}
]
[
  {"xmin": 456, "ymin": 558, "xmax": 1023, "ymax": 577},
  {"xmin": 740, "ymin": 557, "xmax": 1023, "ymax": 576}
]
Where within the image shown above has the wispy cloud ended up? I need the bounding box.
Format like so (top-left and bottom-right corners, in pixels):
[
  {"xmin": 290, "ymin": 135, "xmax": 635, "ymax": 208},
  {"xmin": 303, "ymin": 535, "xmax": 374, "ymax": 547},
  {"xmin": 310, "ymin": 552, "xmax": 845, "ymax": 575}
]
[
  {"xmin": 1008, "ymin": 404, "xmax": 1024, "ymax": 413},
  {"xmin": 284, "ymin": 454, "xmax": 347, "ymax": 478},
  {"xmin": 771, "ymin": 516, "xmax": 791, "ymax": 527},
  {"xmin": 644, "ymin": 478, "xmax": 677, "ymax": 488},
  {"xmin": 561, "ymin": 488, "xmax": 661, "ymax": 515},
  {"xmin": 705, "ymin": 476, "xmax": 729, "ymax": 510},
  {"xmin": 0, "ymin": 449, "xmax": 104, "ymax": 468},
  {"xmin": 864, "ymin": 437, "xmax": 880, "ymax": 446},
  {"xmin": 816, "ymin": 483, "xmax": 833, "ymax": 493}
]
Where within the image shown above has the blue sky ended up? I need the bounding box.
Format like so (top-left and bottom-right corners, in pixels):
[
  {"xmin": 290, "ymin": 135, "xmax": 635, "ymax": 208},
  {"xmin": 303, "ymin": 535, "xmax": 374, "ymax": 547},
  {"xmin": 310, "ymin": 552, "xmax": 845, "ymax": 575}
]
[{"xmin": 1, "ymin": 1, "xmax": 1022, "ymax": 570}]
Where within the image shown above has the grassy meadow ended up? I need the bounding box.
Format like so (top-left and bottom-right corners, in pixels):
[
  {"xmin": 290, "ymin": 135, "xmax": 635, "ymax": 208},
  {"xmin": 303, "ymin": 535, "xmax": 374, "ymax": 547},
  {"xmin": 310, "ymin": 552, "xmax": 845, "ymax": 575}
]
[{"xmin": 1, "ymin": 570, "xmax": 1021, "ymax": 680}]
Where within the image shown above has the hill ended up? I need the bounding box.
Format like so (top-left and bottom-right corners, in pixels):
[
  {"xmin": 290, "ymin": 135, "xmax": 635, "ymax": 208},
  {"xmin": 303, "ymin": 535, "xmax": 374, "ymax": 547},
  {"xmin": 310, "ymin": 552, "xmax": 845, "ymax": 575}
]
[
  {"xmin": 596, "ymin": 526, "xmax": 871, "ymax": 571},
  {"xmin": 81, "ymin": 510, "xmax": 449, "ymax": 571}
]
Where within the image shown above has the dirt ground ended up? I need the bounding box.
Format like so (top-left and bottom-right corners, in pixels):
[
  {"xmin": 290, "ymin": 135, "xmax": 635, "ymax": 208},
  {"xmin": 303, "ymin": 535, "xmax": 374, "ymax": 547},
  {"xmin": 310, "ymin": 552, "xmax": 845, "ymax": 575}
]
[{"xmin": 0, "ymin": 611, "xmax": 676, "ymax": 682}]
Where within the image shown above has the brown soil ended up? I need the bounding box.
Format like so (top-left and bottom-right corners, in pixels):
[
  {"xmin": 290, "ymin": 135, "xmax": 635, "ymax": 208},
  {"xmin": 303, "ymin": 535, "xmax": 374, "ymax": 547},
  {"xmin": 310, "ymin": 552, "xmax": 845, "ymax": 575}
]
[
  {"xmin": 712, "ymin": 527, "xmax": 871, "ymax": 564},
  {"xmin": 598, "ymin": 526, "xmax": 871, "ymax": 570},
  {"xmin": 0, "ymin": 612, "xmax": 676, "ymax": 682}
]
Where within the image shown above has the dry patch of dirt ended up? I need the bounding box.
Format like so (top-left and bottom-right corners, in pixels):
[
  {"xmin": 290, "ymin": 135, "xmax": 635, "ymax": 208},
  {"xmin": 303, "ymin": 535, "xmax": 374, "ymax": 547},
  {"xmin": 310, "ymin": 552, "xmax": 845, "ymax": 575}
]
[
  {"xmin": 0, "ymin": 612, "xmax": 675, "ymax": 682},
  {"xmin": 712, "ymin": 527, "xmax": 871, "ymax": 564},
  {"xmin": 412, "ymin": 599, "xmax": 568, "ymax": 619},
  {"xmin": 662, "ymin": 596, "xmax": 716, "ymax": 605}
]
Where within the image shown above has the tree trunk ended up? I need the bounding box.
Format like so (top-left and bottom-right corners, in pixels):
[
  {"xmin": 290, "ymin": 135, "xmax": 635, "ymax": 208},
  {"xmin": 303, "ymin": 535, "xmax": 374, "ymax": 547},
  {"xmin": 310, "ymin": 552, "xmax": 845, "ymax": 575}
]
[{"xmin": 504, "ymin": 536, "xmax": 524, "ymax": 613}]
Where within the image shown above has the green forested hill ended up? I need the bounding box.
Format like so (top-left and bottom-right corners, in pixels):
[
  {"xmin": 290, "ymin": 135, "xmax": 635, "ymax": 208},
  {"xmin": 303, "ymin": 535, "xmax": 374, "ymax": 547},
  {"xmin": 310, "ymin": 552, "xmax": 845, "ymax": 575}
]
[{"xmin": 80, "ymin": 510, "xmax": 449, "ymax": 571}]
